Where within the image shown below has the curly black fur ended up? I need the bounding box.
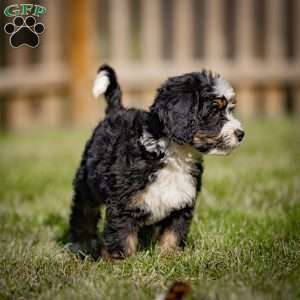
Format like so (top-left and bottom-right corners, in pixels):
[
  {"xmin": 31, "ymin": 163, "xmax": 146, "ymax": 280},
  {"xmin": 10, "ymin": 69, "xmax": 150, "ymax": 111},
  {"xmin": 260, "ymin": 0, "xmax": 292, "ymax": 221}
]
[{"xmin": 69, "ymin": 65, "xmax": 243, "ymax": 259}]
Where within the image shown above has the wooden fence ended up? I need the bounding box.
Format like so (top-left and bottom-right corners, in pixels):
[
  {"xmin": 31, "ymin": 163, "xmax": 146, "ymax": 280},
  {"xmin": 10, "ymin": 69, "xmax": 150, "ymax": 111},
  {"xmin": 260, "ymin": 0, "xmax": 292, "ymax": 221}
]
[{"xmin": 0, "ymin": 0, "xmax": 299, "ymax": 130}]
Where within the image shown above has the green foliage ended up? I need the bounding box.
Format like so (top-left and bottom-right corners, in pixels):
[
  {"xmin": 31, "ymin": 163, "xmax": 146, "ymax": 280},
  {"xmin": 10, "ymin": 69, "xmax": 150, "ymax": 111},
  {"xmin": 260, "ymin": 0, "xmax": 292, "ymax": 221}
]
[{"xmin": 0, "ymin": 118, "xmax": 299, "ymax": 300}]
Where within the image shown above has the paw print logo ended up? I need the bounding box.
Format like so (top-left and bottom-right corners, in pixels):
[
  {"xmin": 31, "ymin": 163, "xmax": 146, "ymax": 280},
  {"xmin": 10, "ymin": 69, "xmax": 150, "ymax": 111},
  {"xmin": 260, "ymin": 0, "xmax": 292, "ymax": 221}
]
[{"xmin": 4, "ymin": 16, "xmax": 45, "ymax": 48}]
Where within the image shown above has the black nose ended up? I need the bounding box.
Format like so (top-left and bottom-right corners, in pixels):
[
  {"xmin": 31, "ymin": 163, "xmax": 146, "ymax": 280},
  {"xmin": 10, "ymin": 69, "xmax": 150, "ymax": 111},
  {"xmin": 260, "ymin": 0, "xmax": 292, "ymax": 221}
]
[{"xmin": 235, "ymin": 129, "xmax": 245, "ymax": 142}]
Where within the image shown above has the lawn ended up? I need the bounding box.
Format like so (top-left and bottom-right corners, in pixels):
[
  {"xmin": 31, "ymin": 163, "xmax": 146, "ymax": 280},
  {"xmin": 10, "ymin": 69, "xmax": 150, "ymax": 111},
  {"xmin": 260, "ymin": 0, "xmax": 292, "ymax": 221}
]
[{"xmin": 0, "ymin": 118, "xmax": 299, "ymax": 300}]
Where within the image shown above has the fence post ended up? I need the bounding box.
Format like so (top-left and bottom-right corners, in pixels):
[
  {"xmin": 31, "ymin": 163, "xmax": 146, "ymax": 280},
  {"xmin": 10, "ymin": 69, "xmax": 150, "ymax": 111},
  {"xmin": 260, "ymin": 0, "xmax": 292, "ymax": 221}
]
[
  {"xmin": 41, "ymin": 0, "xmax": 61, "ymax": 64},
  {"xmin": 236, "ymin": 84, "xmax": 257, "ymax": 117},
  {"xmin": 4, "ymin": 0, "xmax": 31, "ymax": 129},
  {"xmin": 110, "ymin": 0, "xmax": 130, "ymax": 64},
  {"xmin": 264, "ymin": 0, "xmax": 285, "ymax": 116},
  {"xmin": 6, "ymin": 46, "xmax": 32, "ymax": 129},
  {"xmin": 236, "ymin": 0, "xmax": 254, "ymax": 64},
  {"xmin": 6, "ymin": 93, "xmax": 33, "ymax": 130},
  {"xmin": 39, "ymin": 0, "xmax": 62, "ymax": 126},
  {"xmin": 69, "ymin": 0, "xmax": 98, "ymax": 126},
  {"xmin": 205, "ymin": 0, "xmax": 225, "ymax": 62},
  {"xmin": 264, "ymin": 83, "xmax": 285, "ymax": 117},
  {"xmin": 235, "ymin": 0, "xmax": 257, "ymax": 117},
  {"xmin": 141, "ymin": 0, "xmax": 161, "ymax": 63},
  {"xmin": 293, "ymin": 0, "xmax": 300, "ymax": 115},
  {"xmin": 173, "ymin": 0, "xmax": 193, "ymax": 62}
]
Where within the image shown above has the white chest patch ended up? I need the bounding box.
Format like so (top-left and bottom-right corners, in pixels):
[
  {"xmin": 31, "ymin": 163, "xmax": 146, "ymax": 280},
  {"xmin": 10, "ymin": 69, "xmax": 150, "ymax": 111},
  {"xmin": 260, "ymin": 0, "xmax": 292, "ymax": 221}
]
[{"xmin": 140, "ymin": 143, "xmax": 201, "ymax": 225}]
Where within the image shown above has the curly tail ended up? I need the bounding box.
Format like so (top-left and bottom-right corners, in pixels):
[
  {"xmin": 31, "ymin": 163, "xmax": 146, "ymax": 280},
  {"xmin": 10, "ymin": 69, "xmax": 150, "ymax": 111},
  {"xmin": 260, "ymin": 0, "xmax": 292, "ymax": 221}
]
[{"xmin": 92, "ymin": 64, "xmax": 123, "ymax": 114}]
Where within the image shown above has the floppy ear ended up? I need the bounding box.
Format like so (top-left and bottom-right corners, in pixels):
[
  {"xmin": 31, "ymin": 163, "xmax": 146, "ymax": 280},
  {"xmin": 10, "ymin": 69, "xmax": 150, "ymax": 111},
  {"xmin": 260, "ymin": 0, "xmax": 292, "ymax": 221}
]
[{"xmin": 152, "ymin": 93, "xmax": 196, "ymax": 144}]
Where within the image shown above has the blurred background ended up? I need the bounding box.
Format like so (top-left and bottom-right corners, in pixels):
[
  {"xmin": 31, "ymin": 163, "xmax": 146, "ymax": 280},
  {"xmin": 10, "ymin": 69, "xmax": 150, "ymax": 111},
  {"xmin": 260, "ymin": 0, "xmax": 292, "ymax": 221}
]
[
  {"xmin": 0, "ymin": 0, "xmax": 299, "ymax": 130},
  {"xmin": 1, "ymin": 2, "xmax": 300, "ymax": 298}
]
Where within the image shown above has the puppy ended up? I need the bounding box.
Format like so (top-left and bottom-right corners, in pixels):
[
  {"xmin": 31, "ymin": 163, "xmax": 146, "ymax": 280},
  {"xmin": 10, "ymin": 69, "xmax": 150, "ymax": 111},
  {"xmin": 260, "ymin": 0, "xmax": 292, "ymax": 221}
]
[{"xmin": 68, "ymin": 65, "xmax": 244, "ymax": 259}]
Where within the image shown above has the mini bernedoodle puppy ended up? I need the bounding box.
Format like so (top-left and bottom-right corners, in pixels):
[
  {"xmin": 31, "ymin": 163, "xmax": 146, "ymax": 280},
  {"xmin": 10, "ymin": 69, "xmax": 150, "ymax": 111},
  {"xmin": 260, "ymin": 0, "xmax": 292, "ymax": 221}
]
[{"xmin": 68, "ymin": 65, "xmax": 244, "ymax": 259}]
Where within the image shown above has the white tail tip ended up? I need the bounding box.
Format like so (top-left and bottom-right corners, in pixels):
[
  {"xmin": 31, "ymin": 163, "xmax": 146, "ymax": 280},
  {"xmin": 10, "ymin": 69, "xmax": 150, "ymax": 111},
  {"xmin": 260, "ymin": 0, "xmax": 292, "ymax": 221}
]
[{"xmin": 92, "ymin": 71, "xmax": 110, "ymax": 98}]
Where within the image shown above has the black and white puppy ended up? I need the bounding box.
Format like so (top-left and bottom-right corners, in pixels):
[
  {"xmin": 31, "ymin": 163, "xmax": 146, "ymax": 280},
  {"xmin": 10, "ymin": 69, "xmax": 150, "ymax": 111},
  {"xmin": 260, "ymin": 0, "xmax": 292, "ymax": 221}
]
[{"xmin": 69, "ymin": 65, "xmax": 244, "ymax": 259}]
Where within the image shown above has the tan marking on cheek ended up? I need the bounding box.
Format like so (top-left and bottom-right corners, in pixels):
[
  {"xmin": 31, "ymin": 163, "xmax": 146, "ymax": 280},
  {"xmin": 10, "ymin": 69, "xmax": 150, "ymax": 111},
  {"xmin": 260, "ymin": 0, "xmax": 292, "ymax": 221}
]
[
  {"xmin": 193, "ymin": 131, "xmax": 218, "ymax": 145},
  {"xmin": 159, "ymin": 229, "xmax": 179, "ymax": 253}
]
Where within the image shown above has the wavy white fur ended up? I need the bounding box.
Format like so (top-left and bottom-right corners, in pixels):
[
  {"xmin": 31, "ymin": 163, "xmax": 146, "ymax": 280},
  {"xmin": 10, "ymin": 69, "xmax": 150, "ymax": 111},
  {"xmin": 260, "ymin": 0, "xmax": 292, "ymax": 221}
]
[
  {"xmin": 138, "ymin": 140, "xmax": 201, "ymax": 225},
  {"xmin": 214, "ymin": 76, "xmax": 235, "ymax": 100}
]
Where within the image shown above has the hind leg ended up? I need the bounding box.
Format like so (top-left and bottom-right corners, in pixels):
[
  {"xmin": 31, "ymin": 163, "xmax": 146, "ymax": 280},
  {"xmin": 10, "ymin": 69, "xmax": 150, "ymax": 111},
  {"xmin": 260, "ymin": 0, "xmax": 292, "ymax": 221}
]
[{"xmin": 69, "ymin": 189, "xmax": 101, "ymax": 259}]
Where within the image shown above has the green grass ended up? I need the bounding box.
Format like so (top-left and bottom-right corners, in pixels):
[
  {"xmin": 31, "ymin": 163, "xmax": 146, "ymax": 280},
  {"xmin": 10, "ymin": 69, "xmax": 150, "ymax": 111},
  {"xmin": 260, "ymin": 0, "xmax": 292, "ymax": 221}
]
[{"xmin": 0, "ymin": 118, "xmax": 299, "ymax": 300}]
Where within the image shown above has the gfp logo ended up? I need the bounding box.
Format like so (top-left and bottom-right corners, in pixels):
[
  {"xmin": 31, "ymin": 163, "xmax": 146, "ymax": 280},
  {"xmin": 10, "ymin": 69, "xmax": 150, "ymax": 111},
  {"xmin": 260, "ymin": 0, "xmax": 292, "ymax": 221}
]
[{"xmin": 3, "ymin": 4, "xmax": 47, "ymax": 48}]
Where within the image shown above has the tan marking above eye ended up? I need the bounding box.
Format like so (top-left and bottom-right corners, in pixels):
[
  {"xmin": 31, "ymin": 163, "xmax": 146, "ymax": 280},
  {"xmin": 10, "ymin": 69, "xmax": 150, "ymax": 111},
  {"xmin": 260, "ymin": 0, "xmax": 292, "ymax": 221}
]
[{"xmin": 213, "ymin": 98, "xmax": 227, "ymax": 109}]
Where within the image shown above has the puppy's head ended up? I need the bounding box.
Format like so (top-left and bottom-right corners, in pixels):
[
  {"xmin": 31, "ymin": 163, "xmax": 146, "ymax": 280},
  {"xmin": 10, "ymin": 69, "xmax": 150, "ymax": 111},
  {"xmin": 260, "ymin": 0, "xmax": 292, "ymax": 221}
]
[{"xmin": 150, "ymin": 71, "xmax": 244, "ymax": 155}]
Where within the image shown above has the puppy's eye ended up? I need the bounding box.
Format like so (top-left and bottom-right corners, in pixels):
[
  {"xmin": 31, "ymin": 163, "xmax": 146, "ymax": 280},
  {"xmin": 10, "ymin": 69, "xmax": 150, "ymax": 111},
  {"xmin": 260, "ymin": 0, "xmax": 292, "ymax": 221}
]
[{"xmin": 213, "ymin": 98, "xmax": 227, "ymax": 109}]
